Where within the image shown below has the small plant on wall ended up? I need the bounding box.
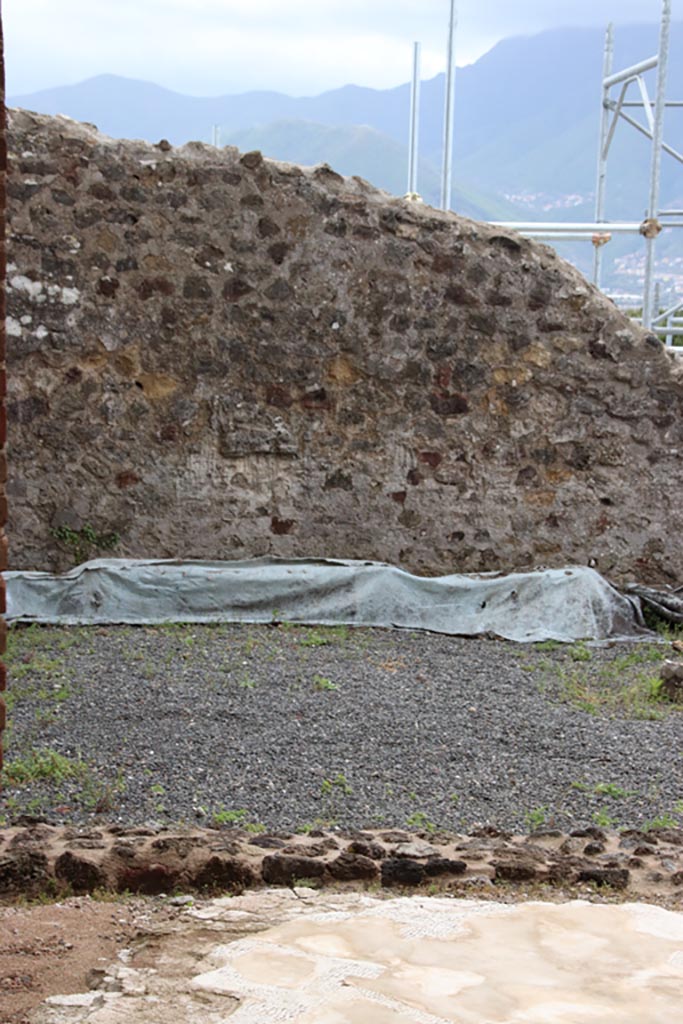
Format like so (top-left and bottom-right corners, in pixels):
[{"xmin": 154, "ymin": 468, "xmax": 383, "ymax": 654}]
[{"xmin": 51, "ymin": 523, "xmax": 120, "ymax": 566}]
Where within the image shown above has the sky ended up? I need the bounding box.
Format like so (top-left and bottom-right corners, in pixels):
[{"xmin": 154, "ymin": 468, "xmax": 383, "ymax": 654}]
[{"xmin": 6, "ymin": 0, "xmax": 674, "ymax": 99}]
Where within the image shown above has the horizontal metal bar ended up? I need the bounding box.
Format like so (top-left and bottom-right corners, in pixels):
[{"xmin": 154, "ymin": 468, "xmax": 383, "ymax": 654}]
[
  {"xmin": 659, "ymin": 210, "xmax": 683, "ymax": 216},
  {"xmin": 492, "ymin": 221, "xmax": 643, "ymax": 233},
  {"xmin": 522, "ymin": 233, "xmax": 609, "ymax": 241},
  {"xmin": 621, "ymin": 100, "xmax": 683, "ymax": 107},
  {"xmin": 604, "ymin": 55, "xmax": 658, "ymax": 88}
]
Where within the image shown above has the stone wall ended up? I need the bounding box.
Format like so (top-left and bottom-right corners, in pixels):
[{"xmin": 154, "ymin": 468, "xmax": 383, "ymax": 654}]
[{"xmin": 7, "ymin": 108, "xmax": 683, "ymax": 582}]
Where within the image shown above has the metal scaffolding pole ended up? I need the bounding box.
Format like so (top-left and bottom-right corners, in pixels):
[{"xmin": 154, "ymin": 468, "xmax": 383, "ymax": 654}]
[
  {"xmin": 407, "ymin": 42, "xmax": 421, "ymax": 194},
  {"xmin": 482, "ymin": 0, "xmax": 681, "ymax": 333},
  {"xmin": 594, "ymin": 23, "xmax": 614, "ymax": 287},
  {"xmin": 440, "ymin": 0, "xmax": 457, "ymax": 210},
  {"xmin": 642, "ymin": 0, "xmax": 671, "ymax": 328},
  {"xmin": 603, "ymin": 55, "xmax": 658, "ymax": 88},
  {"xmin": 492, "ymin": 220, "xmax": 646, "ymax": 233}
]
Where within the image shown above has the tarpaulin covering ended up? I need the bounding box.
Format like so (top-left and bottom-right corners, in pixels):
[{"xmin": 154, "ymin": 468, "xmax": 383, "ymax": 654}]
[{"xmin": 4, "ymin": 557, "xmax": 647, "ymax": 643}]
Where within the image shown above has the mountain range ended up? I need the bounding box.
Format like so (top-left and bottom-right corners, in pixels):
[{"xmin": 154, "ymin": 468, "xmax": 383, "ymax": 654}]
[{"xmin": 9, "ymin": 22, "xmax": 683, "ymax": 293}]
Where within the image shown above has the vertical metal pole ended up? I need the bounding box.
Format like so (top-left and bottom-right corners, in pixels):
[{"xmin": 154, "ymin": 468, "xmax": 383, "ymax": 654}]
[
  {"xmin": 407, "ymin": 42, "xmax": 421, "ymax": 194},
  {"xmin": 643, "ymin": 0, "xmax": 671, "ymax": 328},
  {"xmin": 593, "ymin": 23, "xmax": 614, "ymax": 287},
  {"xmin": 440, "ymin": 0, "xmax": 457, "ymax": 211},
  {"xmin": 0, "ymin": 8, "xmax": 7, "ymax": 778}
]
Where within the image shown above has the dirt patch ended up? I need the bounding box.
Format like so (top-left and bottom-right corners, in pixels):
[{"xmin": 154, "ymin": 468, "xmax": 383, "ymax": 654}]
[{"xmin": 0, "ymin": 896, "xmax": 176, "ymax": 1024}]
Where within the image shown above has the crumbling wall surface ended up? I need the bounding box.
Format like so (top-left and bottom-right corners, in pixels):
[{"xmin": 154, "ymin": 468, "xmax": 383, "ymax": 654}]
[{"xmin": 7, "ymin": 109, "xmax": 683, "ymax": 582}]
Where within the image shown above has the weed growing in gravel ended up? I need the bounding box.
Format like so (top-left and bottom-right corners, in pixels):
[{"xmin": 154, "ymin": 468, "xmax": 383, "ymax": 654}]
[
  {"xmin": 212, "ymin": 807, "xmax": 249, "ymax": 826},
  {"xmin": 300, "ymin": 631, "xmax": 328, "ymax": 647},
  {"xmin": 593, "ymin": 808, "xmax": 617, "ymax": 828},
  {"xmin": 207, "ymin": 807, "xmax": 265, "ymax": 832},
  {"xmin": 525, "ymin": 806, "xmax": 549, "ymax": 831},
  {"xmin": 155, "ymin": 622, "xmax": 192, "ymax": 636},
  {"xmin": 79, "ymin": 768, "xmax": 126, "ymax": 814},
  {"xmin": 533, "ymin": 640, "xmax": 562, "ymax": 652},
  {"xmin": 312, "ymin": 674, "xmax": 338, "ymax": 692},
  {"xmin": 406, "ymin": 810, "xmax": 437, "ymax": 832},
  {"xmin": 319, "ymin": 773, "xmax": 352, "ymax": 819},
  {"xmin": 644, "ymin": 813, "xmax": 679, "ymax": 830},
  {"xmin": 572, "ymin": 781, "xmax": 636, "ymax": 799},
  {"xmin": 614, "ymin": 646, "xmax": 668, "ymax": 668},
  {"xmin": 593, "ymin": 782, "xmax": 634, "ymax": 799},
  {"xmin": 8, "ymin": 653, "xmax": 66, "ymax": 682},
  {"xmin": 297, "ymin": 817, "xmax": 338, "ymax": 833},
  {"xmin": 8, "ymin": 625, "xmax": 89, "ymax": 657},
  {"xmin": 569, "ymin": 642, "xmax": 591, "ymax": 663},
  {"xmin": 3, "ymin": 795, "xmax": 19, "ymax": 815},
  {"xmin": 299, "ymin": 625, "xmax": 349, "ymax": 647},
  {"xmin": 0, "ymin": 748, "xmax": 88, "ymax": 786},
  {"xmin": 243, "ymin": 635, "xmax": 259, "ymax": 655},
  {"xmin": 321, "ymin": 773, "xmax": 352, "ymax": 797},
  {"xmin": 540, "ymin": 644, "xmax": 675, "ymax": 719}
]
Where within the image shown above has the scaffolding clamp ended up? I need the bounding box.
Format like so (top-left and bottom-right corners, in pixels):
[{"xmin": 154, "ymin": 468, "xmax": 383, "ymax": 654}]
[
  {"xmin": 591, "ymin": 232, "xmax": 612, "ymax": 247},
  {"xmin": 639, "ymin": 217, "xmax": 663, "ymax": 239}
]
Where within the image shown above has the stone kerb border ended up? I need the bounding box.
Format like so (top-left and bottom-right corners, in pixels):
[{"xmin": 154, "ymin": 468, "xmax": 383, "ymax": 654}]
[{"xmin": 1, "ymin": 824, "xmax": 682, "ymax": 902}]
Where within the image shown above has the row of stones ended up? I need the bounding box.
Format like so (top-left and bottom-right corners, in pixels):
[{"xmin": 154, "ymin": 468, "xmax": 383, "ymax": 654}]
[{"xmin": 2, "ymin": 824, "xmax": 682, "ymax": 898}]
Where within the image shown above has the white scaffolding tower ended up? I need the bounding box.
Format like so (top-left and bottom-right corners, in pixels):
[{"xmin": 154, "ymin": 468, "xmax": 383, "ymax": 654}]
[{"xmin": 491, "ymin": 0, "xmax": 682, "ymax": 335}]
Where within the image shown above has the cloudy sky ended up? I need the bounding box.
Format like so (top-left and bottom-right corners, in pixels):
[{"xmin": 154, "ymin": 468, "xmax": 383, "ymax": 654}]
[{"xmin": 6, "ymin": 0, "xmax": 673, "ymax": 98}]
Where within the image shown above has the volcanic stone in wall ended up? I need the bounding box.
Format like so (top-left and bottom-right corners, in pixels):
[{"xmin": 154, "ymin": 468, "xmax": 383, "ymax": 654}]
[{"xmin": 6, "ymin": 108, "xmax": 683, "ymax": 581}]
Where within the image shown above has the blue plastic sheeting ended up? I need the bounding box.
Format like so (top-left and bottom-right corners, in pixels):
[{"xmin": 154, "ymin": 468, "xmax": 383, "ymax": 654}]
[{"xmin": 4, "ymin": 557, "xmax": 646, "ymax": 643}]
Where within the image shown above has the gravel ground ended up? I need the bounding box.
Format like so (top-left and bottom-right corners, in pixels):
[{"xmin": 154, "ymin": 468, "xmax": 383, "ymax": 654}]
[{"xmin": 2, "ymin": 622, "xmax": 682, "ymax": 834}]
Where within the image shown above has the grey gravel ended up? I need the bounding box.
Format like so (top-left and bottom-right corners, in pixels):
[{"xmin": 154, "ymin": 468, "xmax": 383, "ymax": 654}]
[{"xmin": 2, "ymin": 623, "xmax": 682, "ymax": 833}]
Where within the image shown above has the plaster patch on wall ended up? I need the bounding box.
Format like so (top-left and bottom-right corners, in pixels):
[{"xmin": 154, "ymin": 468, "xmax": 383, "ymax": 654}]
[
  {"xmin": 9, "ymin": 274, "xmax": 43, "ymax": 300},
  {"xmin": 46, "ymin": 283, "xmax": 80, "ymax": 305}
]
